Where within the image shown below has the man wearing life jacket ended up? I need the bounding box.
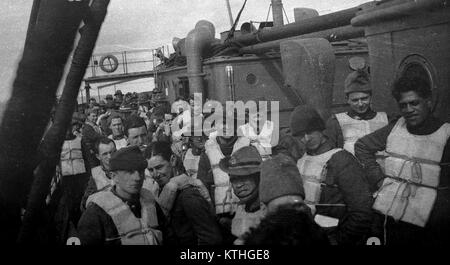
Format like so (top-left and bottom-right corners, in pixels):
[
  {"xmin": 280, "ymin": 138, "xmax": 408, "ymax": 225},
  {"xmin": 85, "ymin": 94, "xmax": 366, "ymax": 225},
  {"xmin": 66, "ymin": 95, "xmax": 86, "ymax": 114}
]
[
  {"xmin": 242, "ymin": 154, "xmax": 329, "ymax": 245},
  {"xmin": 219, "ymin": 146, "xmax": 265, "ymax": 245},
  {"xmin": 81, "ymin": 107, "xmax": 103, "ymax": 169},
  {"xmin": 291, "ymin": 105, "xmax": 373, "ymax": 245},
  {"xmin": 107, "ymin": 114, "xmax": 127, "ymax": 150},
  {"xmin": 77, "ymin": 146, "xmax": 164, "ymax": 245},
  {"xmin": 197, "ymin": 109, "xmax": 250, "ymax": 243},
  {"xmin": 355, "ymin": 76, "xmax": 450, "ymax": 246},
  {"xmin": 238, "ymin": 102, "xmax": 278, "ymax": 161},
  {"xmin": 80, "ymin": 137, "xmax": 116, "ymax": 211},
  {"xmin": 146, "ymin": 141, "xmax": 222, "ymax": 245},
  {"xmin": 56, "ymin": 120, "xmax": 89, "ymax": 242},
  {"xmin": 325, "ymin": 70, "xmax": 389, "ymax": 156}
]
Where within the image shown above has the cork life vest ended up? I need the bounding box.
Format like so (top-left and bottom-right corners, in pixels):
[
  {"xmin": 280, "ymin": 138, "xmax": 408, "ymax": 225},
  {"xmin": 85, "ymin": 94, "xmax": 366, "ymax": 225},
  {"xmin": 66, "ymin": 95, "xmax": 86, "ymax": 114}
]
[
  {"xmin": 335, "ymin": 111, "xmax": 388, "ymax": 154},
  {"xmin": 373, "ymin": 117, "xmax": 450, "ymax": 227},
  {"xmin": 183, "ymin": 148, "xmax": 201, "ymax": 178},
  {"xmin": 204, "ymin": 131, "xmax": 250, "ymax": 214},
  {"xmin": 60, "ymin": 136, "xmax": 86, "ymax": 176},
  {"xmin": 231, "ymin": 204, "xmax": 266, "ymax": 239},
  {"xmin": 297, "ymin": 148, "xmax": 343, "ymax": 227},
  {"xmin": 91, "ymin": 166, "xmax": 112, "ymax": 190},
  {"xmin": 238, "ymin": 120, "xmax": 275, "ymax": 161},
  {"xmin": 89, "ymin": 188, "xmax": 162, "ymax": 245},
  {"xmin": 108, "ymin": 135, "xmax": 128, "ymax": 150}
]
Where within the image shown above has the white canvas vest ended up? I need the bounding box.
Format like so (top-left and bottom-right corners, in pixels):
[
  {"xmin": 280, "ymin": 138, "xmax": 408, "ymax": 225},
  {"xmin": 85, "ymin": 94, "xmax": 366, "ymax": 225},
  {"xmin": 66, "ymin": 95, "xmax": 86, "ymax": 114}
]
[
  {"xmin": 89, "ymin": 189, "xmax": 162, "ymax": 245},
  {"xmin": 108, "ymin": 135, "xmax": 128, "ymax": 150},
  {"xmin": 91, "ymin": 166, "xmax": 112, "ymax": 191},
  {"xmin": 297, "ymin": 148, "xmax": 343, "ymax": 227},
  {"xmin": 183, "ymin": 148, "xmax": 201, "ymax": 178},
  {"xmin": 60, "ymin": 136, "xmax": 86, "ymax": 176},
  {"xmin": 205, "ymin": 132, "xmax": 250, "ymax": 214},
  {"xmin": 373, "ymin": 117, "xmax": 450, "ymax": 227},
  {"xmin": 335, "ymin": 112, "xmax": 388, "ymax": 155},
  {"xmin": 231, "ymin": 204, "xmax": 266, "ymax": 239},
  {"xmin": 238, "ymin": 121, "xmax": 275, "ymax": 160}
]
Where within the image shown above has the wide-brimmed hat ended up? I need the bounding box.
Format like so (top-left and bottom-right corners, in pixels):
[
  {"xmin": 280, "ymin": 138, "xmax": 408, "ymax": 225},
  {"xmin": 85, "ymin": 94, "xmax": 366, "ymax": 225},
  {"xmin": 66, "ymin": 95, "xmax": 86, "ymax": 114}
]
[{"xmin": 219, "ymin": 145, "xmax": 262, "ymax": 176}]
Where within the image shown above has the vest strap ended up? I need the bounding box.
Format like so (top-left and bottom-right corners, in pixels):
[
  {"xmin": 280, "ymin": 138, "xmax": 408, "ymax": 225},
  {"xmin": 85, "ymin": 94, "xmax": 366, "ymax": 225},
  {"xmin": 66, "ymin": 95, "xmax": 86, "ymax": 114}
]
[{"xmin": 387, "ymin": 151, "xmax": 441, "ymax": 166}]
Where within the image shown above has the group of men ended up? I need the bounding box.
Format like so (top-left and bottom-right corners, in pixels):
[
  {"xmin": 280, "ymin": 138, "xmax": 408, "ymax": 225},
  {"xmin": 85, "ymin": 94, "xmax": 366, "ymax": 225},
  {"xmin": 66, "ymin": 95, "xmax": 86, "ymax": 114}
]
[{"xmin": 54, "ymin": 69, "xmax": 449, "ymax": 246}]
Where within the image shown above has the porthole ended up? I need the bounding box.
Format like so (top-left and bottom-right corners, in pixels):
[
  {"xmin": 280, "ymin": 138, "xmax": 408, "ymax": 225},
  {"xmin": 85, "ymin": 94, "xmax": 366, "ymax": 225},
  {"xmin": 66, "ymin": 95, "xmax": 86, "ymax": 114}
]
[{"xmin": 246, "ymin": 73, "xmax": 257, "ymax": 85}]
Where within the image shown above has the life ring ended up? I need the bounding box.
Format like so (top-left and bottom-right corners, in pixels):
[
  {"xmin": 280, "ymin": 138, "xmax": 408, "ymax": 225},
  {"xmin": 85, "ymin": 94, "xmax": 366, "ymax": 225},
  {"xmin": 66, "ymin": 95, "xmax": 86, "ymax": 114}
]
[{"xmin": 99, "ymin": 54, "xmax": 119, "ymax": 73}]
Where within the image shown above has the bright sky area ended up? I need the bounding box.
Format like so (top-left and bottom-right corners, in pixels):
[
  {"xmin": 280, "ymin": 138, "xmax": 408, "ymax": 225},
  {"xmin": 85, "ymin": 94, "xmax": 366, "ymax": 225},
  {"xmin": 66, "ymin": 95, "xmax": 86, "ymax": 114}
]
[{"xmin": 0, "ymin": 0, "xmax": 370, "ymax": 104}]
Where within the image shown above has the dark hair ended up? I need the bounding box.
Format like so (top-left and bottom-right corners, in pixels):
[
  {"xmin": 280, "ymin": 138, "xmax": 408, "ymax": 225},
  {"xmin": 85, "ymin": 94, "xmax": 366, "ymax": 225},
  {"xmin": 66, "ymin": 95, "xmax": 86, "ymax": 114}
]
[
  {"xmin": 107, "ymin": 113, "xmax": 123, "ymax": 127},
  {"xmin": 124, "ymin": 114, "xmax": 147, "ymax": 136},
  {"xmin": 94, "ymin": 137, "xmax": 115, "ymax": 154},
  {"xmin": 143, "ymin": 141, "xmax": 172, "ymax": 162},
  {"xmin": 391, "ymin": 76, "xmax": 432, "ymax": 102},
  {"xmin": 242, "ymin": 204, "xmax": 330, "ymax": 245}
]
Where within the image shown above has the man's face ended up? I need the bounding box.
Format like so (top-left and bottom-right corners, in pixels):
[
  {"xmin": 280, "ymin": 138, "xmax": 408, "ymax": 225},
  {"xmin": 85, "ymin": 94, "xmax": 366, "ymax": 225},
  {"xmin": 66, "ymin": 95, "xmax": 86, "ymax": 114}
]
[
  {"xmin": 398, "ymin": 90, "xmax": 431, "ymax": 127},
  {"xmin": 89, "ymin": 99, "xmax": 96, "ymax": 106},
  {"xmin": 147, "ymin": 155, "xmax": 173, "ymax": 188},
  {"xmin": 126, "ymin": 126, "xmax": 149, "ymax": 152},
  {"xmin": 298, "ymin": 130, "xmax": 324, "ymax": 152},
  {"xmin": 110, "ymin": 118, "xmax": 124, "ymax": 137},
  {"xmin": 113, "ymin": 169, "xmax": 145, "ymax": 197},
  {"xmin": 191, "ymin": 136, "xmax": 205, "ymax": 155},
  {"xmin": 347, "ymin": 92, "xmax": 371, "ymax": 114},
  {"xmin": 230, "ymin": 174, "xmax": 259, "ymax": 204},
  {"xmin": 88, "ymin": 112, "xmax": 98, "ymax": 123},
  {"xmin": 96, "ymin": 142, "xmax": 116, "ymax": 171}
]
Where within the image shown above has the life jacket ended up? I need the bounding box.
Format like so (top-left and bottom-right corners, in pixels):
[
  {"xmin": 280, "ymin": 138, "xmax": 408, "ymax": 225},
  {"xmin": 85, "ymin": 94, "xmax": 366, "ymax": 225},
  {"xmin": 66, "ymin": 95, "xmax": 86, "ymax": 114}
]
[
  {"xmin": 60, "ymin": 136, "xmax": 86, "ymax": 176},
  {"xmin": 89, "ymin": 188, "xmax": 163, "ymax": 245},
  {"xmin": 183, "ymin": 148, "xmax": 201, "ymax": 178},
  {"xmin": 297, "ymin": 148, "xmax": 343, "ymax": 227},
  {"xmin": 231, "ymin": 204, "xmax": 266, "ymax": 239},
  {"xmin": 108, "ymin": 135, "xmax": 128, "ymax": 150},
  {"xmin": 204, "ymin": 131, "xmax": 250, "ymax": 215},
  {"xmin": 373, "ymin": 117, "xmax": 450, "ymax": 227},
  {"xmin": 238, "ymin": 120, "xmax": 276, "ymax": 160},
  {"xmin": 91, "ymin": 166, "xmax": 112, "ymax": 190},
  {"xmin": 157, "ymin": 174, "xmax": 213, "ymax": 218}
]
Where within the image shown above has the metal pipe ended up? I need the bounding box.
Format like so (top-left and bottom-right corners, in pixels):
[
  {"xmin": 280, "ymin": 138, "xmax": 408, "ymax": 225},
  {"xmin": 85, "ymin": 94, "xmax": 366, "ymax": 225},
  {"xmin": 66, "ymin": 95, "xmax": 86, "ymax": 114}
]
[
  {"xmin": 228, "ymin": 6, "xmax": 360, "ymax": 46},
  {"xmin": 240, "ymin": 25, "xmax": 364, "ymax": 54},
  {"xmin": 352, "ymin": 0, "xmax": 448, "ymax": 27},
  {"xmin": 225, "ymin": 0, "xmax": 234, "ymax": 28},
  {"xmin": 185, "ymin": 20, "xmax": 215, "ymax": 96},
  {"xmin": 271, "ymin": 0, "xmax": 284, "ymax": 27}
]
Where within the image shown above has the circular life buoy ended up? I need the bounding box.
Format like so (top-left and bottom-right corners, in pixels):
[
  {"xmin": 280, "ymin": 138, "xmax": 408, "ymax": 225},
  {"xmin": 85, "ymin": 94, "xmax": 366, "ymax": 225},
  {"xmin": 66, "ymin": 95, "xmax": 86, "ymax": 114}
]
[{"xmin": 99, "ymin": 54, "xmax": 119, "ymax": 73}]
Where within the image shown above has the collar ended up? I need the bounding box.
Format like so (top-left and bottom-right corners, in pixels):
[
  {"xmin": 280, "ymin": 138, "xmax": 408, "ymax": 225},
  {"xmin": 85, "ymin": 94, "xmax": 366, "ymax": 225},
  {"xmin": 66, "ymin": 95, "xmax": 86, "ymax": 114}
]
[
  {"xmin": 112, "ymin": 134, "xmax": 125, "ymax": 141},
  {"xmin": 406, "ymin": 115, "xmax": 444, "ymax": 135},
  {"xmin": 346, "ymin": 108, "xmax": 377, "ymax": 120},
  {"xmin": 306, "ymin": 137, "xmax": 334, "ymax": 156},
  {"xmin": 111, "ymin": 186, "xmax": 140, "ymax": 204}
]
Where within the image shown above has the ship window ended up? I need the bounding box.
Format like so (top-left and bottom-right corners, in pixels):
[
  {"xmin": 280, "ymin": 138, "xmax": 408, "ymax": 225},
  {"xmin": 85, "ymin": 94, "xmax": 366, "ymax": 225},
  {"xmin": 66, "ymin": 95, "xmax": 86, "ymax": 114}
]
[{"xmin": 246, "ymin": 73, "xmax": 257, "ymax": 85}]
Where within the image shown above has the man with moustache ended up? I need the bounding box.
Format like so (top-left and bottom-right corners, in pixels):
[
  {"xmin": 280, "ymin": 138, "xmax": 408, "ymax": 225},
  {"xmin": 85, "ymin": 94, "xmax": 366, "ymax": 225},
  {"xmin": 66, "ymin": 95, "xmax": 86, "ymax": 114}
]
[
  {"xmin": 355, "ymin": 76, "xmax": 450, "ymax": 245},
  {"xmin": 219, "ymin": 146, "xmax": 266, "ymax": 245},
  {"xmin": 291, "ymin": 105, "xmax": 373, "ymax": 245},
  {"xmin": 325, "ymin": 69, "xmax": 389, "ymax": 155},
  {"xmin": 77, "ymin": 146, "xmax": 164, "ymax": 245}
]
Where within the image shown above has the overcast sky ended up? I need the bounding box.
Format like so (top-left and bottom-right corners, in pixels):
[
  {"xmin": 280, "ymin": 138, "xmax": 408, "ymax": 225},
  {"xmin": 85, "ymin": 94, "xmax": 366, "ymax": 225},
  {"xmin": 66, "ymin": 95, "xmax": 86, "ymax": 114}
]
[{"xmin": 0, "ymin": 0, "xmax": 369, "ymax": 102}]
